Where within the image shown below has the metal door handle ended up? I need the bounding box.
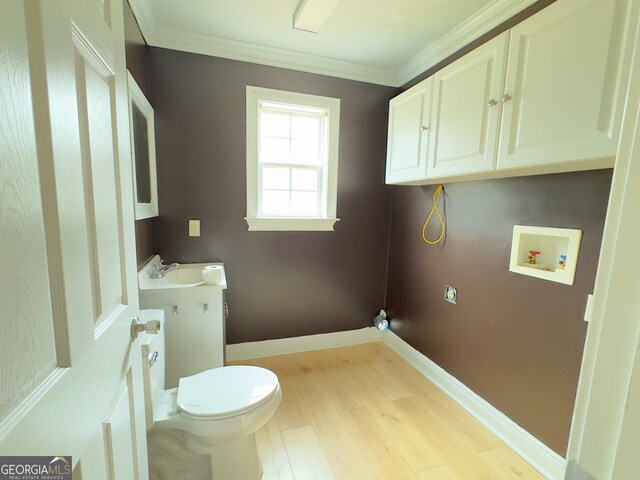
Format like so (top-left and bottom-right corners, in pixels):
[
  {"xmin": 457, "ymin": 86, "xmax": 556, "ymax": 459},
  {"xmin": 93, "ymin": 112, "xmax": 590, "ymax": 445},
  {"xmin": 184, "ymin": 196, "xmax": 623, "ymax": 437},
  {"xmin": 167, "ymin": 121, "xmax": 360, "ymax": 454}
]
[
  {"xmin": 501, "ymin": 94, "xmax": 512, "ymax": 103},
  {"xmin": 421, "ymin": 125, "xmax": 430, "ymax": 132},
  {"xmin": 487, "ymin": 99, "xmax": 497, "ymax": 107},
  {"xmin": 131, "ymin": 317, "xmax": 161, "ymax": 340}
]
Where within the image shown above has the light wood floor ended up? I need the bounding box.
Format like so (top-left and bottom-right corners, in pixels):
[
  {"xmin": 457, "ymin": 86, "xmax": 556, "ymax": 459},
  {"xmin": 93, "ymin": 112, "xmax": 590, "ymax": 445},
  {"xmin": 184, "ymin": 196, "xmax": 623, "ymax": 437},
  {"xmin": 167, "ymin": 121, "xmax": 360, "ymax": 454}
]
[{"xmin": 232, "ymin": 343, "xmax": 544, "ymax": 480}]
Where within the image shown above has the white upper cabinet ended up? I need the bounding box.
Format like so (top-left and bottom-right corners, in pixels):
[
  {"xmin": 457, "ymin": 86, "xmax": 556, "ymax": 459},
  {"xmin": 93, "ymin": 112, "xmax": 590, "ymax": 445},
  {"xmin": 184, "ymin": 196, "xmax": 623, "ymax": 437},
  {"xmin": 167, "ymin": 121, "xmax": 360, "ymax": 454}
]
[
  {"xmin": 384, "ymin": 0, "xmax": 632, "ymax": 185},
  {"xmin": 427, "ymin": 33, "xmax": 508, "ymax": 179},
  {"xmin": 385, "ymin": 78, "xmax": 432, "ymax": 184},
  {"xmin": 497, "ymin": 0, "xmax": 625, "ymax": 170}
]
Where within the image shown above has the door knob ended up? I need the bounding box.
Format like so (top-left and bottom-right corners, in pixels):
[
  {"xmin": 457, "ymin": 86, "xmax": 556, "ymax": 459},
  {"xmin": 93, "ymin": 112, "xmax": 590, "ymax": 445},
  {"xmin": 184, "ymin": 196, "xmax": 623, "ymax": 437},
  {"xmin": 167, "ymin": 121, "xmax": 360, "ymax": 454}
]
[
  {"xmin": 487, "ymin": 99, "xmax": 498, "ymax": 107},
  {"xmin": 421, "ymin": 125, "xmax": 430, "ymax": 132},
  {"xmin": 131, "ymin": 317, "xmax": 161, "ymax": 340},
  {"xmin": 501, "ymin": 94, "xmax": 512, "ymax": 103}
]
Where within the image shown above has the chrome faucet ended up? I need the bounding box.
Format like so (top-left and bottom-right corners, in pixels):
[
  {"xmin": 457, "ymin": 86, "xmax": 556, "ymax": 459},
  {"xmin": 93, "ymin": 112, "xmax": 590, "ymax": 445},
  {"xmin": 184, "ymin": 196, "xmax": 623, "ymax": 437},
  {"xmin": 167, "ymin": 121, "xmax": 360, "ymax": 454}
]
[{"xmin": 149, "ymin": 260, "xmax": 179, "ymax": 279}]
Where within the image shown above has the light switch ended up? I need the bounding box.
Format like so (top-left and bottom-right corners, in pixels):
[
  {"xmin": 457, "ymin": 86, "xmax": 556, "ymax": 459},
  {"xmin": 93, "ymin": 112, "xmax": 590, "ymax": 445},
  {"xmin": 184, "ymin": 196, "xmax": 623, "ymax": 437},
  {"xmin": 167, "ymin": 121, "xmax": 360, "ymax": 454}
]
[{"xmin": 188, "ymin": 220, "xmax": 200, "ymax": 237}]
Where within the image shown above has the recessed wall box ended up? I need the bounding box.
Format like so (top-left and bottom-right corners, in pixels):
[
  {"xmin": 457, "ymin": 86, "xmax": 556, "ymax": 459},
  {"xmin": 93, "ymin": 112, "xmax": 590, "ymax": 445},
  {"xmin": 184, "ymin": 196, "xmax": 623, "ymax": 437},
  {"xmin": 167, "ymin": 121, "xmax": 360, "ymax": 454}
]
[{"xmin": 509, "ymin": 225, "xmax": 582, "ymax": 285}]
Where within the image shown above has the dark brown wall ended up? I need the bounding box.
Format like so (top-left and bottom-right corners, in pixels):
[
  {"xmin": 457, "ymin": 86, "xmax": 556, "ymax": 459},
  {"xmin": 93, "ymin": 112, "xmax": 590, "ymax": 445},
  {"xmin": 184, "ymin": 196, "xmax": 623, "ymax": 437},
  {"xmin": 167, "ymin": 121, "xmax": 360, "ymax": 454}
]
[
  {"xmin": 148, "ymin": 48, "xmax": 395, "ymax": 344},
  {"xmin": 385, "ymin": 170, "xmax": 612, "ymax": 455},
  {"xmin": 123, "ymin": 1, "xmax": 157, "ymax": 269}
]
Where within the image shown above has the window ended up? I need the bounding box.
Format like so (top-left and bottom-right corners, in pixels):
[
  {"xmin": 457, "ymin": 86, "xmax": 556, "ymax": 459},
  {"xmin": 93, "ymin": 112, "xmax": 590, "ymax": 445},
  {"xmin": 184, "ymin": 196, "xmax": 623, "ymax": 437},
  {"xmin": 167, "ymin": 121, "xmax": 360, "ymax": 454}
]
[{"xmin": 245, "ymin": 86, "xmax": 340, "ymax": 231}]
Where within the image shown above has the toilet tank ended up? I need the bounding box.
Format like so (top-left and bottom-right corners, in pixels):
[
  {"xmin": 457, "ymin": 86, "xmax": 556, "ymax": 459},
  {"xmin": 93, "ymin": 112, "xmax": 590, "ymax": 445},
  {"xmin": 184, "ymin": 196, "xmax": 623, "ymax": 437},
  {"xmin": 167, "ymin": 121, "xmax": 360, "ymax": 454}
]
[{"xmin": 140, "ymin": 309, "xmax": 166, "ymax": 431}]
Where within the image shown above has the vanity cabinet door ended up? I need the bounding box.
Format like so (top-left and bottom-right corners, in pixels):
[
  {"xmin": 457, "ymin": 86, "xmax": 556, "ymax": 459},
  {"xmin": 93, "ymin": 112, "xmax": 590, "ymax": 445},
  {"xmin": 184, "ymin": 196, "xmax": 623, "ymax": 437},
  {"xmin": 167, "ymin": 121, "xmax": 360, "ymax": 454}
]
[
  {"xmin": 385, "ymin": 78, "xmax": 433, "ymax": 184},
  {"xmin": 497, "ymin": 0, "xmax": 625, "ymax": 170},
  {"xmin": 427, "ymin": 32, "xmax": 508, "ymax": 179}
]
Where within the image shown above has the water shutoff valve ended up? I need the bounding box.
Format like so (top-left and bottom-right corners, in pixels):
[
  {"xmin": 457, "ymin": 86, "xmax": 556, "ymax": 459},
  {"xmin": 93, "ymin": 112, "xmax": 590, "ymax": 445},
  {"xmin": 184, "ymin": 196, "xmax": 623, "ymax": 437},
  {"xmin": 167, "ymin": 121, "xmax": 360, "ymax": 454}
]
[{"xmin": 373, "ymin": 309, "xmax": 389, "ymax": 331}]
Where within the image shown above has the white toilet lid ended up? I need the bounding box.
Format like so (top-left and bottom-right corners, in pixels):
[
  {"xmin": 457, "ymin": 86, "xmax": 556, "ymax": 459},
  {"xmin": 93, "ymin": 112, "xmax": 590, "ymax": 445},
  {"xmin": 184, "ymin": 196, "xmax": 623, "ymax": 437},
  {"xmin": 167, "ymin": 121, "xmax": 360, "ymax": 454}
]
[{"xmin": 177, "ymin": 366, "xmax": 279, "ymax": 418}]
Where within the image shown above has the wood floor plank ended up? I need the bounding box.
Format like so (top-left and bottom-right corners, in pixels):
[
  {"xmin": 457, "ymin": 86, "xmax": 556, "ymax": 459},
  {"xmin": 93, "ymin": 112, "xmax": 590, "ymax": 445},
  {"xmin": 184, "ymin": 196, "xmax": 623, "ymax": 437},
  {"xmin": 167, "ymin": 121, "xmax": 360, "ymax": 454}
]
[
  {"xmin": 284, "ymin": 353, "xmax": 339, "ymax": 420},
  {"xmin": 282, "ymin": 425, "xmax": 336, "ymax": 480},
  {"xmin": 235, "ymin": 343, "xmax": 545, "ymax": 480},
  {"xmin": 364, "ymin": 395, "xmax": 446, "ymax": 471},
  {"xmin": 395, "ymin": 394, "xmax": 499, "ymax": 457},
  {"xmin": 394, "ymin": 396, "xmax": 492, "ymax": 480},
  {"xmin": 310, "ymin": 410, "xmax": 376, "ymax": 480},
  {"xmin": 416, "ymin": 464, "xmax": 463, "ymax": 480},
  {"xmin": 372, "ymin": 344, "xmax": 502, "ymax": 454},
  {"xmin": 476, "ymin": 446, "xmax": 544, "ymax": 479},
  {"xmin": 341, "ymin": 407, "xmax": 418, "ymax": 480},
  {"xmin": 275, "ymin": 371, "xmax": 313, "ymax": 431},
  {"xmin": 255, "ymin": 416, "xmax": 295, "ymax": 480},
  {"xmin": 310, "ymin": 350, "xmax": 368, "ymax": 412}
]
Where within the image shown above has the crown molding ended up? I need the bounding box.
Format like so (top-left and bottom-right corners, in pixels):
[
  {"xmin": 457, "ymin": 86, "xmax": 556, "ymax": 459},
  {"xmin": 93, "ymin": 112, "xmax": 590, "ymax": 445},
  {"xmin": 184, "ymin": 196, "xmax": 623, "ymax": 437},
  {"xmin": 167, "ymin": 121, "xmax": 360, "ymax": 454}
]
[
  {"xmin": 397, "ymin": 0, "xmax": 538, "ymax": 86},
  {"xmin": 147, "ymin": 27, "xmax": 399, "ymax": 86},
  {"xmin": 128, "ymin": 0, "xmax": 541, "ymax": 87},
  {"xmin": 126, "ymin": 0, "xmax": 157, "ymax": 43}
]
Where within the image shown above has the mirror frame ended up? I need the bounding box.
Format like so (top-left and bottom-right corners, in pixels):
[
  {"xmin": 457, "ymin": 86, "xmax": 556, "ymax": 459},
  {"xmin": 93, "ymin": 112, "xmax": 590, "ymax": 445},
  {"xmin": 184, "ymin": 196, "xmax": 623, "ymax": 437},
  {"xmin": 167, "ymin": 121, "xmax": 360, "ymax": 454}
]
[{"xmin": 127, "ymin": 71, "xmax": 158, "ymax": 220}]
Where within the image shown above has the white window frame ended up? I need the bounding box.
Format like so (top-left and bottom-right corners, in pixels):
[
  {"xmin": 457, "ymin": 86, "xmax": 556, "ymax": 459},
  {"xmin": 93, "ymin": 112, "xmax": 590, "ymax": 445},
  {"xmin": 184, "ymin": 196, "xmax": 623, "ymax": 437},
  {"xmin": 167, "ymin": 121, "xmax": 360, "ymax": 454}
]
[{"xmin": 245, "ymin": 86, "xmax": 340, "ymax": 231}]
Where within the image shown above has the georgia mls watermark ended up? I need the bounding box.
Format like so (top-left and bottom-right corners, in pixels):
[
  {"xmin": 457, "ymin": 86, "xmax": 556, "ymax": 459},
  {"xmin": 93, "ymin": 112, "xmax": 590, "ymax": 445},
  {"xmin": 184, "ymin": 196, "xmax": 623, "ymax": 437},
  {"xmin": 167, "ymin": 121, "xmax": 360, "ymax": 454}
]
[{"xmin": 0, "ymin": 457, "xmax": 71, "ymax": 480}]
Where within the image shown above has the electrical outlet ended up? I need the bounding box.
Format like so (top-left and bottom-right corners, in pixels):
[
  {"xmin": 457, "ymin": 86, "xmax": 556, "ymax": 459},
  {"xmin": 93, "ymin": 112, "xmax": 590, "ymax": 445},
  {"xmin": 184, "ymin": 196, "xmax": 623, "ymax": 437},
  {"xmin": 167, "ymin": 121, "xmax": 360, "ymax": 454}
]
[
  {"xmin": 444, "ymin": 285, "xmax": 458, "ymax": 304},
  {"xmin": 188, "ymin": 220, "xmax": 200, "ymax": 237}
]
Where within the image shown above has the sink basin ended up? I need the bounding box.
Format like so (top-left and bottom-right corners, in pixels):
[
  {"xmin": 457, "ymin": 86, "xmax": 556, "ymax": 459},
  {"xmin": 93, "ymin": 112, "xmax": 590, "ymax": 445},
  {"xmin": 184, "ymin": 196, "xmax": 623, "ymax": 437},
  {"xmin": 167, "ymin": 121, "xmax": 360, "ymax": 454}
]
[
  {"xmin": 138, "ymin": 257, "xmax": 227, "ymax": 290},
  {"xmin": 164, "ymin": 267, "xmax": 205, "ymax": 286}
]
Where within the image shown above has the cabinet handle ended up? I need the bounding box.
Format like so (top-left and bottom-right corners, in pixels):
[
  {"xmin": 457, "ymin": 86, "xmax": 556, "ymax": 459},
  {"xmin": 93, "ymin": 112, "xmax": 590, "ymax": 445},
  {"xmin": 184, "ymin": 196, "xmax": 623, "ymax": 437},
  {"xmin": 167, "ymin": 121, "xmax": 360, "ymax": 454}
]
[
  {"xmin": 501, "ymin": 94, "xmax": 512, "ymax": 103},
  {"xmin": 224, "ymin": 303, "xmax": 229, "ymax": 318},
  {"xmin": 487, "ymin": 99, "xmax": 497, "ymax": 107},
  {"xmin": 421, "ymin": 125, "xmax": 430, "ymax": 132}
]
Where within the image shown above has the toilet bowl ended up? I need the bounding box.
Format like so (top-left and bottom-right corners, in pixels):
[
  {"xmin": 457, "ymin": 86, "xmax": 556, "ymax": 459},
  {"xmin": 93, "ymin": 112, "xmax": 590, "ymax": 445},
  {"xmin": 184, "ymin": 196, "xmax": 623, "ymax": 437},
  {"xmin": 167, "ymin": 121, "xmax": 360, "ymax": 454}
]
[{"xmin": 141, "ymin": 309, "xmax": 281, "ymax": 480}]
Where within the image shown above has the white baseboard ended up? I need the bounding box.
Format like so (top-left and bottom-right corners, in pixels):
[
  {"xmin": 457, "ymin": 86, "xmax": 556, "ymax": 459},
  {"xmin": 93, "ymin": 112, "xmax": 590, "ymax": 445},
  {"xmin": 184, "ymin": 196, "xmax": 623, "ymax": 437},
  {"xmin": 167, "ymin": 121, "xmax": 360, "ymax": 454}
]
[
  {"xmin": 382, "ymin": 330, "xmax": 567, "ymax": 480},
  {"xmin": 226, "ymin": 327, "xmax": 383, "ymax": 362}
]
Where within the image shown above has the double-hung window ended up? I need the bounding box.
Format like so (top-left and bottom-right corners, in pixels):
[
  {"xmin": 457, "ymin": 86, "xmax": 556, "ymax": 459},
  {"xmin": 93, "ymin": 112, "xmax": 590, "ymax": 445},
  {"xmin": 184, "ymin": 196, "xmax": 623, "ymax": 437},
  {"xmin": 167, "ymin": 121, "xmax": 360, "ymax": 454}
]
[{"xmin": 245, "ymin": 86, "xmax": 340, "ymax": 231}]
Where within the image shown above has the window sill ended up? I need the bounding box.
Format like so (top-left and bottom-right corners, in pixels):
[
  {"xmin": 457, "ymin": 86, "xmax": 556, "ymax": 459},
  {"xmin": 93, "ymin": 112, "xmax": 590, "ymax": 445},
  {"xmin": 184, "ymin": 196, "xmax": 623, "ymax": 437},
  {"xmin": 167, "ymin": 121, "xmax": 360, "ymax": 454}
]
[{"xmin": 245, "ymin": 217, "xmax": 339, "ymax": 232}]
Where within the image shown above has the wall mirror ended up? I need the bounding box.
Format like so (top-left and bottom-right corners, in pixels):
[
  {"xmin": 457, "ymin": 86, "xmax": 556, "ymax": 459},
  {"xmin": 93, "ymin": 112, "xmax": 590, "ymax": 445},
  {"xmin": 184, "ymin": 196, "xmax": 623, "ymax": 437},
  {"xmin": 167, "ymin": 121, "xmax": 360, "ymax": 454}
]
[{"xmin": 127, "ymin": 71, "xmax": 158, "ymax": 219}]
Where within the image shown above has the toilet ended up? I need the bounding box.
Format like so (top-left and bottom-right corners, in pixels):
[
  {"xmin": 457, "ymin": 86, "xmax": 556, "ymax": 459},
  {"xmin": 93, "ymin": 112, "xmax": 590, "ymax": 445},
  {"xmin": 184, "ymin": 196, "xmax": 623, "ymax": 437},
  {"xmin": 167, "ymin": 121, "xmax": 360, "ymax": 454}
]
[{"xmin": 140, "ymin": 309, "xmax": 281, "ymax": 480}]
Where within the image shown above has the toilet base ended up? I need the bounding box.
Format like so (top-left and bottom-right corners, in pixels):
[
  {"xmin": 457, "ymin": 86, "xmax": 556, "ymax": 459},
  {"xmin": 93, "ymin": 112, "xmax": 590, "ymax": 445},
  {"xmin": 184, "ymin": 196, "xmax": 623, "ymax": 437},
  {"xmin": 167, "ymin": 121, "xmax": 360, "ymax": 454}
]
[
  {"xmin": 185, "ymin": 431, "xmax": 263, "ymax": 480},
  {"xmin": 148, "ymin": 428, "xmax": 263, "ymax": 480},
  {"xmin": 147, "ymin": 429, "xmax": 210, "ymax": 480}
]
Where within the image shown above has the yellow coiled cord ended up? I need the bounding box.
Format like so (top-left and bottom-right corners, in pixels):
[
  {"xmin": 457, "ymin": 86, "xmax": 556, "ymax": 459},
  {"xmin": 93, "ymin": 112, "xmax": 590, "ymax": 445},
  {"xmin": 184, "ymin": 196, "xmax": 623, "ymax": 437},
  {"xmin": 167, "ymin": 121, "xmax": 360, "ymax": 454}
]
[{"xmin": 422, "ymin": 183, "xmax": 445, "ymax": 245}]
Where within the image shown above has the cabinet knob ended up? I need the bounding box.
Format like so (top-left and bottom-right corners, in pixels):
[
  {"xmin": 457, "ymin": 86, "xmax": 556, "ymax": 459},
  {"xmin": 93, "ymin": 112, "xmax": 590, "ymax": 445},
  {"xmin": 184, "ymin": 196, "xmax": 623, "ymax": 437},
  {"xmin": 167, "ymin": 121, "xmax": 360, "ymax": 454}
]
[
  {"xmin": 421, "ymin": 125, "xmax": 430, "ymax": 132},
  {"xmin": 487, "ymin": 99, "xmax": 497, "ymax": 107},
  {"xmin": 501, "ymin": 94, "xmax": 513, "ymax": 103}
]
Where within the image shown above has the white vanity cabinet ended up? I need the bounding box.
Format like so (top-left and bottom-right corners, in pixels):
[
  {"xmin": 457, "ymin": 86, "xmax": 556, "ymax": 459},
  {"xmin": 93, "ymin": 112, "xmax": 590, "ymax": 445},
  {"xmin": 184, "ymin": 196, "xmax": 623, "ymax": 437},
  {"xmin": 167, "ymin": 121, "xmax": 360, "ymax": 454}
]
[
  {"xmin": 427, "ymin": 33, "xmax": 508, "ymax": 178},
  {"xmin": 496, "ymin": 0, "xmax": 624, "ymax": 170},
  {"xmin": 138, "ymin": 258, "xmax": 228, "ymax": 389},
  {"xmin": 385, "ymin": 78, "xmax": 432, "ymax": 184},
  {"xmin": 384, "ymin": 0, "xmax": 630, "ymax": 185}
]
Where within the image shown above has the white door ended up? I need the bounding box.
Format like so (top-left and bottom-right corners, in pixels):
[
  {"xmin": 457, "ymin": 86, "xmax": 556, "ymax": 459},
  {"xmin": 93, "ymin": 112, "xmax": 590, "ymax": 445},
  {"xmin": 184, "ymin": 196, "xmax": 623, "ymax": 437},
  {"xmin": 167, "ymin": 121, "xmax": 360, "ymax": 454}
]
[
  {"xmin": 566, "ymin": 3, "xmax": 640, "ymax": 474},
  {"xmin": 385, "ymin": 78, "xmax": 432, "ymax": 184},
  {"xmin": 427, "ymin": 32, "xmax": 508, "ymax": 179},
  {"xmin": 0, "ymin": 0, "xmax": 148, "ymax": 478},
  {"xmin": 497, "ymin": 0, "xmax": 627, "ymax": 170}
]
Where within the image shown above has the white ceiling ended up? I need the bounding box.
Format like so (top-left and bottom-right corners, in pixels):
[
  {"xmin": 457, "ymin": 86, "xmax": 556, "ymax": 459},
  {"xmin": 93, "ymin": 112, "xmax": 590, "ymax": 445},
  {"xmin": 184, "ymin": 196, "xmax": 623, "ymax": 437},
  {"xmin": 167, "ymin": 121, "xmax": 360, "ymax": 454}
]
[{"xmin": 129, "ymin": 0, "xmax": 539, "ymax": 86}]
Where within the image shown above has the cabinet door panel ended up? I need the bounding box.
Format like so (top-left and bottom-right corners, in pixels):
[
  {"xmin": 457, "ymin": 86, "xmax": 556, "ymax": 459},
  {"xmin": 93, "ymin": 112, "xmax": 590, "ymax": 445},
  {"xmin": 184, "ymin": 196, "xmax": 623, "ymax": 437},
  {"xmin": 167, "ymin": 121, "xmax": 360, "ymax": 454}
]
[
  {"xmin": 427, "ymin": 33, "xmax": 508, "ymax": 178},
  {"xmin": 385, "ymin": 79, "xmax": 432, "ymax": 184},
  {"xmin": 497, "ymin": 0, "xmax": 624, "ymax": 169}
]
